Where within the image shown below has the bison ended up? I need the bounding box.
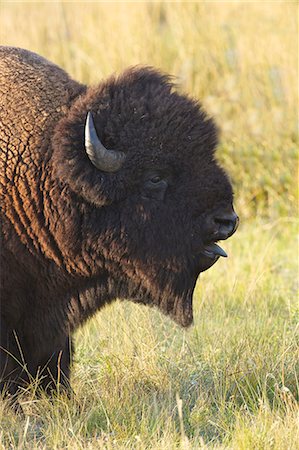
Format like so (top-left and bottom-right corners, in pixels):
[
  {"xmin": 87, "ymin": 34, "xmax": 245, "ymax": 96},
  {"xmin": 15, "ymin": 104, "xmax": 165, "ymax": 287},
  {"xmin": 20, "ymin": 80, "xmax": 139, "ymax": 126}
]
[{"xmin": 0, "ymin": 46, "xmax": 238, "ymax": 398}]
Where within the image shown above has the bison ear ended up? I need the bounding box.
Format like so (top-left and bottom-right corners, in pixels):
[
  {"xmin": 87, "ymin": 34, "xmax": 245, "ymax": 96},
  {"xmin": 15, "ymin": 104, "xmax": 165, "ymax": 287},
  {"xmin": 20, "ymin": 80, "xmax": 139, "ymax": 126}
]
[{"xmin": 85, "ymin": 112, "xmax": 126, "ymax": 172}]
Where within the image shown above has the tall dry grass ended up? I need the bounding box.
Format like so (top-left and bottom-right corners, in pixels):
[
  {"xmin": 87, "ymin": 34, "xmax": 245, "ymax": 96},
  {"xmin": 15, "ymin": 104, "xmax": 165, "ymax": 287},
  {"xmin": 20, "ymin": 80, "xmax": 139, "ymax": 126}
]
[
  {"xmin": 0, "ymin": 2, "xmax": 298, "ymax": 449},
  {"xmin": 1, "ymin": 1, "xmax": 297, "ymax": 218}
]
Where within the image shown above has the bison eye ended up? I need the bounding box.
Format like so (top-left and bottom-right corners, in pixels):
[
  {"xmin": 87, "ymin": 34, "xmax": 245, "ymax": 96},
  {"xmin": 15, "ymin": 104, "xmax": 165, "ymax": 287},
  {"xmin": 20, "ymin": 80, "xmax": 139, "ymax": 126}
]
[
  {"xmin": 142, "ymin": 173, "xmax": 168, "ymax": 201},
  {"xmin": 150, "ymin": 175, "xmax": 162, "ymax": 184}
]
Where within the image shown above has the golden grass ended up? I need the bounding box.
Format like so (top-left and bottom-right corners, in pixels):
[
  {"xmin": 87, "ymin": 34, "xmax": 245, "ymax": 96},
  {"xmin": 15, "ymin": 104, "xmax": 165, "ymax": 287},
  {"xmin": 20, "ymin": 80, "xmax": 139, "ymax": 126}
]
[
  {"xmin": 0, "ymin": 2, "xmax": 298, "ymax": 449},
  {"xmin": 0, "ymin": 1, "xmax": 297, "ymax": 218}
]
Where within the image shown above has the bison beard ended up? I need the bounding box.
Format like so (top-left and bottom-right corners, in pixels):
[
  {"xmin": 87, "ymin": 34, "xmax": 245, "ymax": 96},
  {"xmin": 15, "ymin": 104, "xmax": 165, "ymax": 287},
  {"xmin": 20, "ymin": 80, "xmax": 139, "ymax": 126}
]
[{"xmin": 0, "ymin": 46, "xmax": 238, "ymax": 400}]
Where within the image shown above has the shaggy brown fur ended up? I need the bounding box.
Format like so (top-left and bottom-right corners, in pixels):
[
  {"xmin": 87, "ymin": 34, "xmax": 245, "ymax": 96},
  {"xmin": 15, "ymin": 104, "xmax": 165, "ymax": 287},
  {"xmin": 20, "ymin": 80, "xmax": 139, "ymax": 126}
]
[{"xmin": 0, "ymin": 47, "xmax": 237, "ymax": 397}]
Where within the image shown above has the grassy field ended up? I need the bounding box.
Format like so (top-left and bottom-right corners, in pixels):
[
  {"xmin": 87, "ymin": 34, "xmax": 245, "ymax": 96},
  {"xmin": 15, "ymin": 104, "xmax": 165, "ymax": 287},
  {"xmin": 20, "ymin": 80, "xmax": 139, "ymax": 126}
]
[{"xmin": 0, "ymin": 1, "xmax": 298, "ymax": 449}]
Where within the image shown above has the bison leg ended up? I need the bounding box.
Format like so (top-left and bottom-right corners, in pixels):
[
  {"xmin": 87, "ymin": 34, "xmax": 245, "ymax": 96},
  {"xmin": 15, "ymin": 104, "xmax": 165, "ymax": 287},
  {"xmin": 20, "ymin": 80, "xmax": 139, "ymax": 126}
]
[
  {"xmin": 1, "ymin": 319, "xmax": 73, "ymax": 397},
  {"xmin": 36, "ymin": 336, "xmax": 73, "ymax": 395},
  {"xmin": 0, "ymin": 317, "xmax": 28, "ymax": 397}
]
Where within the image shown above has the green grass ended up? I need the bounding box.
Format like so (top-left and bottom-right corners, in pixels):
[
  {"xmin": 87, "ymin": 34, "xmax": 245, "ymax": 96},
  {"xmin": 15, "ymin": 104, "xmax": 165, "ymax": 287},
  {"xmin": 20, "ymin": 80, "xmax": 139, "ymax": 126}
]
[{"xmin": 0, "ymin": 1, "xmax": 298, "ymax": 448}]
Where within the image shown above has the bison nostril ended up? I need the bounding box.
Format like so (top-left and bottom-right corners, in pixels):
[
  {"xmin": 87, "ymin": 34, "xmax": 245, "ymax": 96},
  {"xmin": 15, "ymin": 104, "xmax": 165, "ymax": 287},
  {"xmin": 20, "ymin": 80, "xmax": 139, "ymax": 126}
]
[
  {"xmin": 215, "ymin": 218, "xmax": 233, "ymax": 227},
  {"xmin": 213, "ymin": 212, "xmax": 239, "ymax": 238}
]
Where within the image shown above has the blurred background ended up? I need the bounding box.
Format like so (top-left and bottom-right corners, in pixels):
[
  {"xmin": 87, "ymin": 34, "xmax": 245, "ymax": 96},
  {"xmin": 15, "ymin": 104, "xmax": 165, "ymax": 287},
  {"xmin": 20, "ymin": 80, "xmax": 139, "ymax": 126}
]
[
  {"xmin": 1, "ymin": 3, "xmax": 298, "ymax": 447},
  {"xmin": 1, "ymin": 1, "xmax": 297, "ymax": 221}
]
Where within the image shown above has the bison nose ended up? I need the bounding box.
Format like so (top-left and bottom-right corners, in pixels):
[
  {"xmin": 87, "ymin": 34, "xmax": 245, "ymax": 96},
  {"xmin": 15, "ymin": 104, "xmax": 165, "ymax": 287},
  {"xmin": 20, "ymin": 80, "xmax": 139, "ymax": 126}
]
[{"xmin": 213, "ymin": 210, "xmax": 239, "ymax": 240}]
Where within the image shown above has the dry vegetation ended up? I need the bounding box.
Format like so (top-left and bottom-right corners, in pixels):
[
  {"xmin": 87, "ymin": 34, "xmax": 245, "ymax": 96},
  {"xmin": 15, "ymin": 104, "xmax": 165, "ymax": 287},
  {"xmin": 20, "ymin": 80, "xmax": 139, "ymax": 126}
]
[{"xmin": 0, "ymin": 1, "xmax": 298, "ymax": 449}]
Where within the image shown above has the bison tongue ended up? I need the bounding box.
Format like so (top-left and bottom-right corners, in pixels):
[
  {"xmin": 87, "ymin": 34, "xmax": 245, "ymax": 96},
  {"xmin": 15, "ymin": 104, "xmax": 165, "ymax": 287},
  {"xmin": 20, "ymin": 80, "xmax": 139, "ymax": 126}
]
[{"xmin": 203, "ymin": 243, "xmax": 227, "ymax": 258}]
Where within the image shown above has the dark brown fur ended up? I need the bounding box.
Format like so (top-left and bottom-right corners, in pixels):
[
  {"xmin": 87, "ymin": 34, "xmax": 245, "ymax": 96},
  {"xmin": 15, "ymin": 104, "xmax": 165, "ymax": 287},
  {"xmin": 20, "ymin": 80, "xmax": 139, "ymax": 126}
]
[{"xmin": 0, "ymin": 47, "xmax": 236, "ymax": 397}]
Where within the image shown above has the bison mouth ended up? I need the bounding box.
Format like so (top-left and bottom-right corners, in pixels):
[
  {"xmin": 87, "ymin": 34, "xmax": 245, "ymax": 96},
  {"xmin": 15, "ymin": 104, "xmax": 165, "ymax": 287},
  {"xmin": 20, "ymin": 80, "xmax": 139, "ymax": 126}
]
[
  {"xmin": 193, "ymin": 241, "xmax": 228, "ymax": 273},
  {"xmin": 202, "ymin": 242, "xmax": 227, "ymax": 259}
]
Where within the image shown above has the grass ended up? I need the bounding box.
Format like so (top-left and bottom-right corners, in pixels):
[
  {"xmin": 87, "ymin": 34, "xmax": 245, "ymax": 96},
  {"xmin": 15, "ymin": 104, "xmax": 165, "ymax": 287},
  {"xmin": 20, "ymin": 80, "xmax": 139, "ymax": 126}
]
[
  {"xmin": 0, "ymin": 220, "xmax": 298, "ymax": 449},
  {"xmin": 0, "ymin": 1, "xmax": 297, "ymax": 219},
  {"xmin": 0, "ymin": 1, "xmax": 298, "ymax": 449}
]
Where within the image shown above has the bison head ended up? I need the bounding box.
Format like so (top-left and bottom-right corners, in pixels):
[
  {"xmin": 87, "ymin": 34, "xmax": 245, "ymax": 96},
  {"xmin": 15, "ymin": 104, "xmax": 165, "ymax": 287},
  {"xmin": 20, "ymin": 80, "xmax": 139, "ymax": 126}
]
[{"xmin": 52, "ymin": 67, "xmax": 238, "ymax": 327}]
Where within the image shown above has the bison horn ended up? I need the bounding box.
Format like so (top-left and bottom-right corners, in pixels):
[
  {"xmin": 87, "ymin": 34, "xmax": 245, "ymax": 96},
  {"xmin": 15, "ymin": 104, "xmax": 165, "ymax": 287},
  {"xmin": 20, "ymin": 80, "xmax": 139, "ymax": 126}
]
[{"xmin": 84, "ymin": 112, "xmax": 126, "ymax": 172}]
